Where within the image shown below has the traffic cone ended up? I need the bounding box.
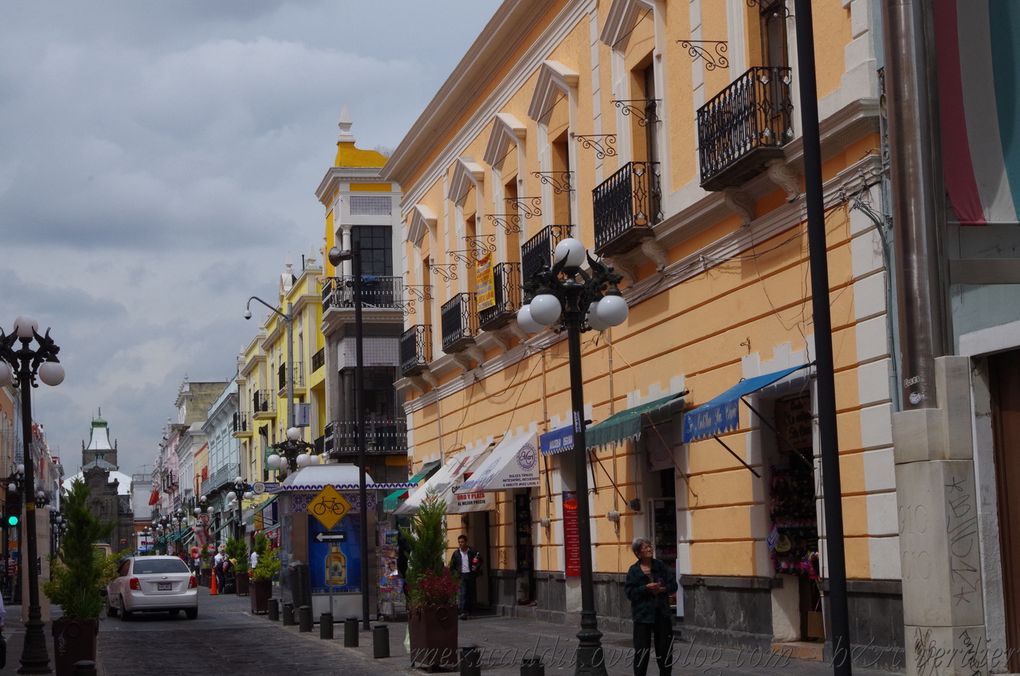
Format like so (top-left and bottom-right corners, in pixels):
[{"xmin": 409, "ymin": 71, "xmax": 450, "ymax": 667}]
[{"xmin": 210, "ymin": 571, "xmax": 218, "ymax": 596}]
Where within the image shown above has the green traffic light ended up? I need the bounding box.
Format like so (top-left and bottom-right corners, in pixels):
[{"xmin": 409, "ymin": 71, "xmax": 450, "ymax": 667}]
[{"xmin": 7, "ymin": 515, "xmax": 19, "ymax": 527}]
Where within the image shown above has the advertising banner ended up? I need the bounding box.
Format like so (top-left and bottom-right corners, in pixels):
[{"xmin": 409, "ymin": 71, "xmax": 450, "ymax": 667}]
[
  {"xmin": 475, "ymin": 253, "xmax": 495, "ymax": 311},
  {"xmin": 308, "ymin": 514, "xmax": 361, "ymax": 594},
  {"xmin": 563, "ymin": 491, "xmax": 581, "ymax": 577}
]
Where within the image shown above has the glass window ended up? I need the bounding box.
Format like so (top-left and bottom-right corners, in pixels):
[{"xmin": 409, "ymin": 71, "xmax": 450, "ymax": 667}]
[
  {"xmin": 132, "ymin": 558, "xmax": 191, "ymax": 574},
  {"xmin": 352, "ymin": 226, "xmax": 393, "ymax": 277}
]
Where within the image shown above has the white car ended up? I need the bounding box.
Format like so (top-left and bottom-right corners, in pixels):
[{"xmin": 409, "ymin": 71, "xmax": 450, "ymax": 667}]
[{"xmin": 106, "ymin": 555, "xmax": 198, "ymax": 620}]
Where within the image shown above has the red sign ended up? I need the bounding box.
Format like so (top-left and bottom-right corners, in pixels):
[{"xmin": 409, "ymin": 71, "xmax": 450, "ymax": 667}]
[{"xmin": 563, "ymin": 491, "xmax": 581, "ymax": 577}]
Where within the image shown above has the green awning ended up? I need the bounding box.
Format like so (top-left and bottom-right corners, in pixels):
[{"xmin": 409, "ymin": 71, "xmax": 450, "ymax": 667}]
[
  {"xmin": 585, "ymin": 393, "xmax": 684, "ymax": 450},
  {"xmin": 383, "ymin": 460, "xmax": 441, "ymax": 512}
]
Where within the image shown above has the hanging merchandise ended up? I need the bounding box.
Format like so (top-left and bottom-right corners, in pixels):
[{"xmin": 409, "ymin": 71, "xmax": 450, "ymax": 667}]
[{"xmin": 767, "ymin": 449, "xmax": 818, "ymax": 579}]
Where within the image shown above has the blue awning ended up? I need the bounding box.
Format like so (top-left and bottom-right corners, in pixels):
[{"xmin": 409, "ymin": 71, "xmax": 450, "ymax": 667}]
[
  {"xmin": 682, "ymin": 364, "xmax": 811, "ymax": 443},
  {"xmin": 540, "ymin": 425, "xmax": 574, "ymax": 456}
]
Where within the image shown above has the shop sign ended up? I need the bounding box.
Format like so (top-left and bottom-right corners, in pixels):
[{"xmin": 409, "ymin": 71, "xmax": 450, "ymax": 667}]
[
  {"xmin": 563, "ymin": 491, "xmax": 581, "ymax": 577},
  {"xmin": 476, "ymin": 253, "xmax": 495, "ymax": 310}
]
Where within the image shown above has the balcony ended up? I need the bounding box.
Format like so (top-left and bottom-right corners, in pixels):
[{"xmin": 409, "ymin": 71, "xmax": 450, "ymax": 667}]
[
  {"xmin": 478, "ymin": 262, "xmax": 522, "ymax": 332},
  {"xmin": 311, "ymin": 348, "xmax": 325, "ymax": 372},
  {"xmin": 328, "ymin": 418, "xmax": 408, "ymax": 457},
  {"xmin": 592, "ymin": 161, "xmax": 662, "ymax": 257},
  {"xmin": 441, "ymin": 293, "xmax": 479, "ymax": 353},
  {"xmin": 200, "ymin": 463, "xmax": 240, "ymax": 497},
  {"xmin": 232, "ymin": 411, "xmax": 252, "ymax": 439},
  {"xmin": 277, "ymin": 362, "xmax": 305, "ymax": 395},
  {"xmin": 521, "ymin": 225, "xmax": 571, "ymax": 286},
  {"xmin": 400, "ymin": 325, "xmax": 432, "ymax": 377},
  {"xmin": 697, "ymin": 66, "xmax": 793, "ymax": 191},
  {"xmin": 252, "ymin": 390, "xmax": 275, "ymax": 420},
  {"xmin": 322, "ymin": 275, "xmax": 404, "ymax": 313}
]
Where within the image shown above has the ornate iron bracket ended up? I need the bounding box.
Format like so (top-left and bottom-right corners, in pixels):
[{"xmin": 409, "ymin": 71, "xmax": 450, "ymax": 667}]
[
  {"xmin": 746, "ymin": 0, "xmax": 792, "ymax": 17},
  {"xmin": 463, "ymin": 233, "xmax": 497, "ymax": 255},
  {"xmin": 448, "ymin": 249, "xmax": 489, "ymax": 265},
  {"xmin": 572, "ymin": 133, "xmax": 617, "ymax": 160},
  {"xmin": 532, "ymin": 171, "xmax": 573, "ymax": 194},
  {"xmin": 428, "ymin": 262, "xmax": 459, "ymax": 281},
  {"xmin": 677, "ymin": 40, "xmax": 729, "ymax": 70},
  {"xmin": 611, "ymin": 99, "xmax": 661, "ymax": 127},
  {"xmin": 504, "ymin": 196, "xmax": 543, "ymax": 219},
  {"xmin": 484, "ymin": 213, "xmax": 523, "ymax": 234}
]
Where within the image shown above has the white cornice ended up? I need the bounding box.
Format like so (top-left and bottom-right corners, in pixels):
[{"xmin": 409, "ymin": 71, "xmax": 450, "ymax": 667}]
[
  {"xmin": 527, "ymin": 60, "xmax": 580, "ymax": 124},
  {"xmin": 407, "ymin": 204, "xmax": 436, "ymax": 246},
  {"xmin": 384, "ymin": 1, "xmax": 596, "ymax": 216},
  {"xmin": 483, "ymin": 113, "xmax": 527, "ymax": 168},
  {"xmin": 447, "ymin": 158, "xmax": 484, "ymax": 206},
  {"xmin": 315, "ymin": 166, "xmax": 387, "ymax": 203}
]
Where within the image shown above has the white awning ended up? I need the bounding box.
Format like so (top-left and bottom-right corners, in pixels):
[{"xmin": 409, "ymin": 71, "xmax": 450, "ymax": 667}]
[
  {"xmin": 394, "ymin": 446, "xmax": 489, "ymax": 516},
  {"xmin": 458, "ymin": 432, "xmax": 539, "ymax": 492}
]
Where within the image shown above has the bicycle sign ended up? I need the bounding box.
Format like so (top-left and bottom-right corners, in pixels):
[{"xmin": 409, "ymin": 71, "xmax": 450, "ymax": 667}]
[{"xmin": 307, "ymin": 485, "xmax": 352, "ymax": 529}]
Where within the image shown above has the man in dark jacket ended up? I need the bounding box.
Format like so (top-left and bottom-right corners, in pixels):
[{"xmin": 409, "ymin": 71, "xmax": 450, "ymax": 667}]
[{"xmin": 448, "ymin": 534, "xmax": 482, "ymax": 620}]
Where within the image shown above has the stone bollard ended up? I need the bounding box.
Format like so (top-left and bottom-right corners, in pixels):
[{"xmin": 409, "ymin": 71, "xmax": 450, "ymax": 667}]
[
  {"xmin": 520, "ymin": 657, "xmax": 545, "ymax": 676},
  {"xmin": 282, "ymin": 602, "xmax": 295, "ymax": 626},
  {"xmin": 373, "ymin": 624, "xmax": 390, "ymax": 659},
  {"xmin": 268, "ymin": 598, "xmax": 279, "ymax": 622},
  {"xmin": 298, "ymin": 605, "xmax": 313, "ymax": 632},
  {"xmin": 320, "ymin": 612, "xmax": 334, "ymax": 640},
  {"xmin": 73, "ymin": 661, "xmax": 98, "ymax": 676},
  {"xmin": 343, "ymin": 616, "xmax": 359, "ymax": 647},
  {"xmin": 460, "ymin": 645, "xmax": 482, "ymax": 676}
]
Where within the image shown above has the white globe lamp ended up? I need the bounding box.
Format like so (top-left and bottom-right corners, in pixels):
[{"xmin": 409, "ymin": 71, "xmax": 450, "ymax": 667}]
[
  {"xmin": 528, "ymin": 294, "xmax": 562, "ymax": 326},
  {"xmin": 516, "ymin": 305, "xmax": 545, "ymax": 334},
  {"xmin": 266, "ymin": 454, "xmax": 281, "ymax": 470},
  {"xmin": 554, "ymin": 238, "xmax": 586, "ymax": 268},
  {"xmin": 286, "ymin": 427, "xmax": 301, "ymax": 441},
  {"xmin": 595, "ymin": 294, "xmax": 629, "ymax": 327},
  {"xmin": 39, "ymin": 361, "xmax": 64, "ymax": 386},
  {"xmin": 13, "ymin": 316, "xmax": 38, "ymax": 339},
  {"xmin": 586, "ymin": 300, "xmax": 611, "ymax": 331}
]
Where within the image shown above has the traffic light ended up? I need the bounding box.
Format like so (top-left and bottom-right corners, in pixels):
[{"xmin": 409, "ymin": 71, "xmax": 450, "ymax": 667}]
[
  {"xmin": 6, "ymin": 513, "xmax": 17, "ymax": 528},
  {"xmin": 4, "ymin": 491, "xmax": 21, "ymax": 528}
]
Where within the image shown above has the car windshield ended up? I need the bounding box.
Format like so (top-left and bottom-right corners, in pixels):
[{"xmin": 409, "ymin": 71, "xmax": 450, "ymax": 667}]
[{"xmin": 133, "ymin": 559, "xmax": 190, "ymax": 575}]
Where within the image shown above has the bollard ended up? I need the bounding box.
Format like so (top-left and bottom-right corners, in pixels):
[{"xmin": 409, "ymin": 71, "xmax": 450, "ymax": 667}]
[
  {"xmin": 320, "ymin": 612, "xmax": 334, "ymax": 640},
  {"xmin": 343, "ymin": 616, "xmax": 359, "ymax": 647},
  {"xmin": 282, "ymin": 602, "xmax": 295, "ymax": 626},
  {"xmin": 373, "ymin": 624, "xmax": 390, "ymax": 659},
  {"xmin": 520, "ymin": 657, "xmax": 545, "ymax": 676},
  {"xmin": 73, "ymin": 661, "xmax": 98, "ymax": 676},
  {"xmin": 460, "ymin": 645, "xmax": 482, "ymax": 676},
  {"xmin": 298, "ymin": 605, "xmax": 313, "ymax": 632},
  {"xmin": 268, "ymin": 598, "xmax": 279, "ymax": 622}
]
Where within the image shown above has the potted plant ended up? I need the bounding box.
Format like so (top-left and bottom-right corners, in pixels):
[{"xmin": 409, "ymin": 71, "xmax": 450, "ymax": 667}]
[
  {"xmin": 43, "ymin": 480, "xmax": 116, "ymax": 676},
  {"xmin": 404, "ymin": 491, "xmax": 459, "ymax": 669},
  {"xmin": 200, "ymin": 547, "xmax": 211, "ymax": 587},
  {"xmin": 249, "ymin": 533, "xmax": 279, "ymax": 614},
  {"xmin": 226, "ymin": 536, "xmax": 250, "ymax": 596}
]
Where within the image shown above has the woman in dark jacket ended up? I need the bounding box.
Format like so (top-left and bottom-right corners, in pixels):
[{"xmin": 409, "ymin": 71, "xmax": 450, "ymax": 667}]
[{"xmin": 624, "ymin": 537, "xmax": 678, "ymax": 676}]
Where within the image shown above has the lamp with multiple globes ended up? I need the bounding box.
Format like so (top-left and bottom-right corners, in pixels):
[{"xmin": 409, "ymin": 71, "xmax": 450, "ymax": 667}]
[
  {"xmin": 517, "ymin": 239, "xmax": 627, "ymax": 676},
  {"xmin": 0, "ymin": 316, "xmax": 64, "ymax": 674},
  {"xmin": 230, "ymin": 476, "xmax": 253, "ymax": 540},
  {"xmin": 265, "ymin": 427, "xmax": 319, "ymax": 476}
]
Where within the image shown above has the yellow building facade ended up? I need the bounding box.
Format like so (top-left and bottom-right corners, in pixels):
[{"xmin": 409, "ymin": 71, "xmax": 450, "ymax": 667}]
[{"xmin": 386, "ymin": 0, "xmax": 896, "ymax": 660}]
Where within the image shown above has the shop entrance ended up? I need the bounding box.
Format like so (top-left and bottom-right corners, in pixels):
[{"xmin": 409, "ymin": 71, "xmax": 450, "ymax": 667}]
[
  {"xmin": 766, "ymin": 392, "xmax": 823, "ymax": 642},
  {"xmin": 991, "ymin": 349, "xmax": 1020, "ymax": 671},
  {"xmin": 514, "ymin": 491, "xmax": 535, "ymax": 604},
  {"xmin": 463, "ymin": 511, "xmax": 491, "ymax": 609}
]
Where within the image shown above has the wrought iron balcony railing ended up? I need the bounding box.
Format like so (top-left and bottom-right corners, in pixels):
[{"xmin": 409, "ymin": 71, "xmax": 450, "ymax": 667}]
[
  {"xmin": 328, "ymin": 418, "xmax": 408, "ymax": 457},
  {"xmin": 400, "ymin": 325, "xmax": 432, "ymax": 377},
  {"xmin": 592, "ymin": 161, "xmax": 662, "ymax": 257},
  {"xmin": 322, "ymin": 275, "xmax": 404, "ymax": 312},
  {"xmin": 697, "ymin": 66, "xmax": 793, "ymax": 191},
  {"xmin": 253, "ymin": 389, "xmax": 275, "ymax": 417},
  {"xmin": 521, "ymin": 225, "xmax": 571, "ymax": 288},
  {"xmin": 478, "ymin": 262, "xmax": 522, "ymax": 332},
  {"xmin": 277, "ymin": 362, "xmax": 305, "ymax": 393},
  {"xmin": 441, "ymin": 293, "xmax": 479, "ymax": 353},
  {"xmin": 311, "ymin": 348, "xmax": 325, "ymax": 372},
  {"xmin": 232, "ymin": 411, "xmax": 250, "ymax": 434},
  {"xmin": 201, "ymin": 463, "xmax": 240, "ymax": 496}
]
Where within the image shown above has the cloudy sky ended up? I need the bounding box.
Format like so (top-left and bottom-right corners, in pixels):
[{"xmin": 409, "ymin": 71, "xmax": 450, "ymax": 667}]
[{"xmin": 0, "ymin": 1, "xmax": 499, "ymax": 477}]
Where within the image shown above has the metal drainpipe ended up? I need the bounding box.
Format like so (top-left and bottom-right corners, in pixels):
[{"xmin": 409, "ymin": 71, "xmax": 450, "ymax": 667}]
[{"xmin": 881, "ymin": 0, "xmax": 949, "ymax": 409}]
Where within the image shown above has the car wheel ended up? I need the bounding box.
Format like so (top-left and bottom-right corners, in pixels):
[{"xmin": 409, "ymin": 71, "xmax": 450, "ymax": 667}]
[
  {"xmin": 119, "ymin": 597, "xmax": 132, "ymax": 621},
  {"xmin": 185, "ymin": 608, "xmax": 198, "ymax": 620}
]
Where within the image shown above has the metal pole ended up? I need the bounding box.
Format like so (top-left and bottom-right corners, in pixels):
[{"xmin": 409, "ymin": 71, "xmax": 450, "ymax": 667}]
[
  {"xmin": 792, "ymin": 1, "xmax": 852, "ymax": 672},
  {"xmin": 565, "ymin": 302, "xmax": 606, "ymax": 676},
  {"xmin": 353, "ymin": 247, "xmax": 371, "ymax": 631},
  {"xmin": 286, "ymin": 302, "xmax": 295, "ymax": 430},
  {"xmin": 17, "ymin": 356, "xmax": 51, "ymax": 673}
]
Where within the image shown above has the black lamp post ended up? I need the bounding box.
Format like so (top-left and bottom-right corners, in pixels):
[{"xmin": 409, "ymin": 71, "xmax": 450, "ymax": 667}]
[
  {"xmin": 48, "ymin": 510, "xmax": 62, "ymax": 557},
  {"xmin": 327, "ymin": 244, "xmax": 371, "ymax": 632},
  {"xmin": 266, "ymin": 428, "xmax": 316, "ymax": 475},
  {"xmin": 517, "ymin": 238, "xmax": 629, "ymax": 676},
  {"xmin": 0, "ymin": 316, "xmax": 65, "ymax": 675},
  {"xmin": 231, "ymin": 476, "xmax": 252, "ymax": 541}
]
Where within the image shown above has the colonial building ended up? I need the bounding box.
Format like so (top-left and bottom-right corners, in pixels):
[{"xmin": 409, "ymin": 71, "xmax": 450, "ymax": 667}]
[
  {"xmin": 385, "ymin": 0, "xmax": 896, "ymax": 667},
  {"xmin": 63, "ymin": 416, "xmax": 134, "ymax": 551}
]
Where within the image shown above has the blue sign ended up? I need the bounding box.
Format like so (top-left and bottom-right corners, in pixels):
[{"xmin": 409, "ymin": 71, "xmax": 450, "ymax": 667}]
[
  {"xmin": 540, "ymin": 425, "xmax": 574, "ymax": 456},
  {"xmin": 681, "ymin": 400, "xmax": 740, "ymax": 443},
  {"xmin": 308, "ymin": 514, "xmax": 361, "ymax": 593}
]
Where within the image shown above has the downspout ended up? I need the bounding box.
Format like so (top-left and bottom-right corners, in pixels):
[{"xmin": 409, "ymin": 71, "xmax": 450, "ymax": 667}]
[{"xmin": 881, "ymin": 0, "xmax": 949, "ymax": 409}]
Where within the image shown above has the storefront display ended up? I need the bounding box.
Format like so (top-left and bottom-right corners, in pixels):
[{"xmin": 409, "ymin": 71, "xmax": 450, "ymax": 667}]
[{"xmin": 377, "ymin": 525, "xmax": 406, "ymax": 618}]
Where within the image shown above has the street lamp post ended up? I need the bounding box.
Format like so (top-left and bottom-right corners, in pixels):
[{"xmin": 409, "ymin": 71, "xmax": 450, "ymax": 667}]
[
  {"xmin": 327, "ymin": 244, "xmax": 371, "ymax": 632},
  {"xmin": 0, "ymin": 316, "xmax": 65, "ymax": 675},
  {"xmin": 244, "ymin": 297, "xmax": 295, "ymax": 430},
  {"xmin": 517, "ymin": 239, "xmax": 629, "ymax": 676},
  {"xmin": 231, "ymin": 476, "xmax": 252, "ymax": 541}
]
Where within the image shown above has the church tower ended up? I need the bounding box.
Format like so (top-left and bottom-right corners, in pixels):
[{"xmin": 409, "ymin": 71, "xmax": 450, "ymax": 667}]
[{"xmin": 82, "ymin": 413, "xmax": 118, "ymax": 471}]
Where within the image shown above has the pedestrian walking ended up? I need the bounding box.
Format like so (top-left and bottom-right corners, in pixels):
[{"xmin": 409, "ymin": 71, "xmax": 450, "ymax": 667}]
[
  {"xmin": 448, "ymin": 534, "xmax": 482, "ymax": 620},
  {"xmin": 213, "ymin": 546, "xmax": 226, "ymax": 593},
  {"xmin": 624, "ymin": 538, "xmax": 677, "ymax": 676}
]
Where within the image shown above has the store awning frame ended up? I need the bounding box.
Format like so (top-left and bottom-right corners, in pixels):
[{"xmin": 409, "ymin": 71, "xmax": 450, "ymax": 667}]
[
  {"xmin": 585, "ymin": 393, "xmax": 685, "ymax": 450},
  {"xmin": 394, "ymin": 446, "xmax": 490, "ymax": 516},
  {"xmin": 383, "ymin": 460, "xmax": 442, "ymax": 513},
  {"xmin": 458, "ymin": 432, "xmax": 539, "ymax": 493}
]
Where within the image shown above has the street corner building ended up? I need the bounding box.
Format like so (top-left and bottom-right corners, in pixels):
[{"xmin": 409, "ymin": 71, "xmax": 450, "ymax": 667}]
[{"xmin": 379, "ymin": 0, "xmax": 906, "ymax": 669}]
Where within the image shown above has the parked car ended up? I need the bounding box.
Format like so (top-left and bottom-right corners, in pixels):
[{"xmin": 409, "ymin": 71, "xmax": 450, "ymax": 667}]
[{"xmin": 106, "ymin": 555, "xmax": 198, "ymax": 620}]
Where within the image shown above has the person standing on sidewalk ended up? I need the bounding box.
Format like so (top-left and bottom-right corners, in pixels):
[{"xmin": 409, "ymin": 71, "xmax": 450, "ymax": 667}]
[
  {"xmin": 624, "ymin": 538, "xmax": 677, "ymax": 676},
  {"xmin": 449, "ymin": 534, "xmax": 481, "ymax": 620}
]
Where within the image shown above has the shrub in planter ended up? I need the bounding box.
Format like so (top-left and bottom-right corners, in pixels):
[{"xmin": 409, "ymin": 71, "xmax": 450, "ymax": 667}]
[
  {"xmin": 226, "ymin": 537, "xmax": 249, "ymax": 595},
  {"xmin": 249, "ymin": 533, "xmax": 279, "ymax": 614}
]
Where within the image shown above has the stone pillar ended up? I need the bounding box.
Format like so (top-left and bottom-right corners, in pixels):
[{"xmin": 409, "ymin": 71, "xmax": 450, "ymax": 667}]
[{"xmin": 894, "ymin": 356, "xmax": 986, "ymax": 675}]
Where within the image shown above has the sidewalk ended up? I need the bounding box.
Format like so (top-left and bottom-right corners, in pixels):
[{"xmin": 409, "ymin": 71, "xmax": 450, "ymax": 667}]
[
  {"xmin": 264, "ymin": 608, "xmax": 902, "ymax": 676},
  {"xmin": 2, "ymin": 604, "xmax": 59, "ymax": 673}
]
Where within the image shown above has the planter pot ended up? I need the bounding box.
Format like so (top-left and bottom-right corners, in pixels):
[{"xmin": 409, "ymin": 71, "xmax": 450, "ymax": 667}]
[
  {"xmin": 236, "ymin": 572, "xmax": 250, "ymax": 596},
  {"xmin": 52, "ymin": 618, "xmax": 98, "ymax": 676},
  {"xmin": 409, "ymin": 605, "xmax": 458, "ymax": 669},
  {"xmin": 251, "ymin": 578, "xmax": 272, "ymax": 614}
]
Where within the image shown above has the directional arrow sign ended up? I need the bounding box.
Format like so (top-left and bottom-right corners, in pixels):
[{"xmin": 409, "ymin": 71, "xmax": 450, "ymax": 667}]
[{"xmin": 314, "ymin": 532, "xmax": 346, "ymax": 543}]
